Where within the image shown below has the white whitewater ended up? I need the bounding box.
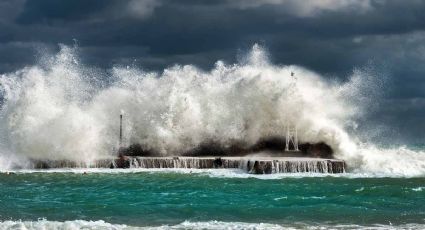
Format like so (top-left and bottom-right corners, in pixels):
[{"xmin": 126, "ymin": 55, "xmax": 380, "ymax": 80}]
[
  {"xmin": 0, "ymin": 44, "xmax": 424, "ymax": 177},
  {"xmin": 125, "ymin": 157, "xmax": 345, "ymax": 173},
  {"xmin": 27, "ymin": 157, "xmax": 345, "ymax": 174},
  {"xmin": 0, "ymin": 220, "xmax": 423, "ymax": 230}
]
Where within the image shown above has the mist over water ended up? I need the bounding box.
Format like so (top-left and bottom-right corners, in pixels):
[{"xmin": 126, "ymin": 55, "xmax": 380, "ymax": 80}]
[{"xmin": 0, "ymin": 44, "xmax": 424, "ymax": 176}]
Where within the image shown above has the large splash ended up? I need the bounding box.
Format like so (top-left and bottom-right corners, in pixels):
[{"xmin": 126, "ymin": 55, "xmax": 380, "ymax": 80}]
[{"xmin": 0, "ymin": 44, "xmax": 424, "ymax": 176}]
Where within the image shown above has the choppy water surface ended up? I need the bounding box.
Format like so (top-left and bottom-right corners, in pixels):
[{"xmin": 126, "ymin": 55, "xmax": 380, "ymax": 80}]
[
  {"xmin": 0, "ymin": 171, "xmax": 424, "ymax": 229},
  {"xmin": 1, "ymin": 45, "xmax": 425, "ymax": 229}
]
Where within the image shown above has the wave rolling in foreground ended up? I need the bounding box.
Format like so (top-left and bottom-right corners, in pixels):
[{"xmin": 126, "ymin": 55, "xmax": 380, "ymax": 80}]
[{"xmin": 1, "ymin": 220, "xmax": 424, "ymax": 230}]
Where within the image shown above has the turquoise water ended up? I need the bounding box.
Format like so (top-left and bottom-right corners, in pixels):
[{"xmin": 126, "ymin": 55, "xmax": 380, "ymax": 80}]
[{"xmin": 0, "ymin": 170, "xmax": 424, "ymax": 229}]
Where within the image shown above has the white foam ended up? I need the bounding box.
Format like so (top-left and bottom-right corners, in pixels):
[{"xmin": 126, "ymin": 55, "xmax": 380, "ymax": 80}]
[
  {"xmin": 2, "ymin": 167, "xmax": 419, "ymax": 179},
  {"xmin": 0, "ymin": 220, "xmax": 423, "ymax": 230},
  {"xmin": 351, "ymin": 145, "xmax": 425, "ymax": 177},
  {"xmin": 0, "ymin": 220, "xmax": 131, "ymax": 230},
  {"xmin": 0, "ymin": 44, "xmax": 424, "ymax": 177},
  {"xmin": 412, "ymin": 187, "xmax": 424, "ymax": 192}
]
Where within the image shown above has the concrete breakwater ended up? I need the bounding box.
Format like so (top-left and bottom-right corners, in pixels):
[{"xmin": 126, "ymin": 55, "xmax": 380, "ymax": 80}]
[{"xmin": 31, "ymin": 157, "xmax": 346, "ymax": 174}]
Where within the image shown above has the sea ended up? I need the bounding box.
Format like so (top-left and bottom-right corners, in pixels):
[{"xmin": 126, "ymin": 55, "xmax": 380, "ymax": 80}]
[
  {"xmin": 0, "ymin": 45, "xmax": 424, "ymax": 229},
  {"xmin": 0, "ymin": 169, "xmax": 424, "ymax": 229}
]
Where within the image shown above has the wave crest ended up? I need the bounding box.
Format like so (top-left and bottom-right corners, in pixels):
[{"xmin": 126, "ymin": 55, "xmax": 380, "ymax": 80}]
[{"xmin": 0, "ymin": 44, "xmax": 424, "ymax": 177}]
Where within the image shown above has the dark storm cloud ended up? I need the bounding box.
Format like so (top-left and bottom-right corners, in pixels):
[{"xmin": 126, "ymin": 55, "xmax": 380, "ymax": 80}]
[
  {"xmin": 16, "ymin": 0, "xmax": 107, "ymax": 23},
  {"xmin": 0, "ymin": 0, "xmax": 424, "ymax": 143}
]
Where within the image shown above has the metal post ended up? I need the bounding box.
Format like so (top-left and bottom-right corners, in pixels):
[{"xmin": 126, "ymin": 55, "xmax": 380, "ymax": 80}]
[
  {"xmin": 295, "ymin": 126, "xmax": 299, "ymax": 151},
  {"xmin": 119, "ymin": 114, "xmax": 123, "ymax": 147}
]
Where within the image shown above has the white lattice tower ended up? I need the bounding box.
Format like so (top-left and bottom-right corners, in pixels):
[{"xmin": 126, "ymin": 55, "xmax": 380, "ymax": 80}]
[{"xmin": 285, "ymin": 124, "xmax": 299, "ymax": 151}]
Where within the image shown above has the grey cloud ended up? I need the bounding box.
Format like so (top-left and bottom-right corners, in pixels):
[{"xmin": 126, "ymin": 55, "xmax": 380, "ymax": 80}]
[
  {"xmin": 0, "ymin": 0, "xmax": 25, "ymax": 23},
  {"xmin": 0, "ymin": 0, "xmax": 425, "ymax": 143},
  {"xmin": 227, "ymin": 0, "xmax": 373, "ymax": 17},
  {"xmin": 126, "ymin": 0, "xmax": 162, "ymax": 19},
  {"xmin": 15, "ymin": 0, "xmax": 161, "ymax": 25}
]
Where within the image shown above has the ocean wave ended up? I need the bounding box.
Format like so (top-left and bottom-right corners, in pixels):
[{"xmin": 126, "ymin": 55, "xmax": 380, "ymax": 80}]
[
  {"xmin": 0, "ymin": 220, "xmax": 423, "ymax": 230},
  {"xmin": 0, "ymin": 44, "xmax": 370, "ymax": 166},
  {"xmin": 0, "ymin": 44, "xmax": 424, "ymax": 177},
  {"xmin": 2, "ymin": 167, "xmax": 424, "ymax": 179},
  {"xmin": 412, "ymin": 187, "xmax": 424, "ymax": 192}
]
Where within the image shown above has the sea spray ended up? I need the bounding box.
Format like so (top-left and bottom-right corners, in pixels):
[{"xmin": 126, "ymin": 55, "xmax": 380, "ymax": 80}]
[{"xmin": 0, "ymin": 44, "xmax": 424, "ymax": 176}]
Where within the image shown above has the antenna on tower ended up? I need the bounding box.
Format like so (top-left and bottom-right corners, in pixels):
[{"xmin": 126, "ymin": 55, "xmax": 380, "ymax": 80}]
[{"xmin": 285, "ymin": 71, "xmax": 299, "ymax": 152}]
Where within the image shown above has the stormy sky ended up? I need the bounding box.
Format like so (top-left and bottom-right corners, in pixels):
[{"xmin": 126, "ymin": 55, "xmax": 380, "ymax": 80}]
[{"xmin": 0, "ymin": 0, "xmax": 424, "ymax": 144}]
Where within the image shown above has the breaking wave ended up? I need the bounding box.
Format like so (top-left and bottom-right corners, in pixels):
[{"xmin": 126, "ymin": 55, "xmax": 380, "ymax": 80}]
[
  {"xmin": 0, "ymin": 44, "xmax": 424, "ymax": 176},
  {"xmin": 3, "ymin": 168, "xmax": 418, "ymax": 179},
  {"xmin": 0, "ymin": 220, "xmax": 423, "ymax": 230}
]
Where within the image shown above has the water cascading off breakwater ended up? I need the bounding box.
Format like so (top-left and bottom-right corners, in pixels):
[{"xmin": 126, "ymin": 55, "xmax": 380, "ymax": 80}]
[{"xmin": 31, "ymin": 157, "xmax": 345, "ymax": 174}]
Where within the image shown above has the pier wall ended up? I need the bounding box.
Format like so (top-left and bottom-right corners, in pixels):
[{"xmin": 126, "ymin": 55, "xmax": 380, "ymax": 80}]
[{"xmin": 31, "ymin": 157, "xmax": 345, "ymax": 174}]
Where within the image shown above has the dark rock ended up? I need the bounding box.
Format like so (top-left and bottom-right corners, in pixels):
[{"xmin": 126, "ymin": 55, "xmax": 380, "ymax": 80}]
[
  {"xmin": 34, "ymin": 161, "xmax": 50, "ymax": 169},
  {"xmin": 248, "ymin": 161, "xmax": 273, "ymax": 174},
  {"xmin": 299, "ymin": 142, "xmax": 334, "ymax": 158},
  {"xmin": 250, "ymin": 137, "xmax": 286, "ymax": 152},
  {"xmin": 183, "ymin": 141, "xmax": 248, "ymax": 156},
  {"xmin": 213, "ymin": 157, "xmax": 223, "ymax": 168},
  {"xmin": 118, "ymin": 143, "xmax": 156, "ymax": 157},
  {"xmin": 118, "ymin": 137, "xmax": 334, "ymax": 159},
  {"xmin": 263, "ymin": 162, "xmax": 273, "ymax": 174},
  {"xmin": 249, "ymin": 161, "xmax": 263, "ymax": 174},
  {"xmin": 114, "ymin": 155, "xmax": 130, "ymax": 168}
]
